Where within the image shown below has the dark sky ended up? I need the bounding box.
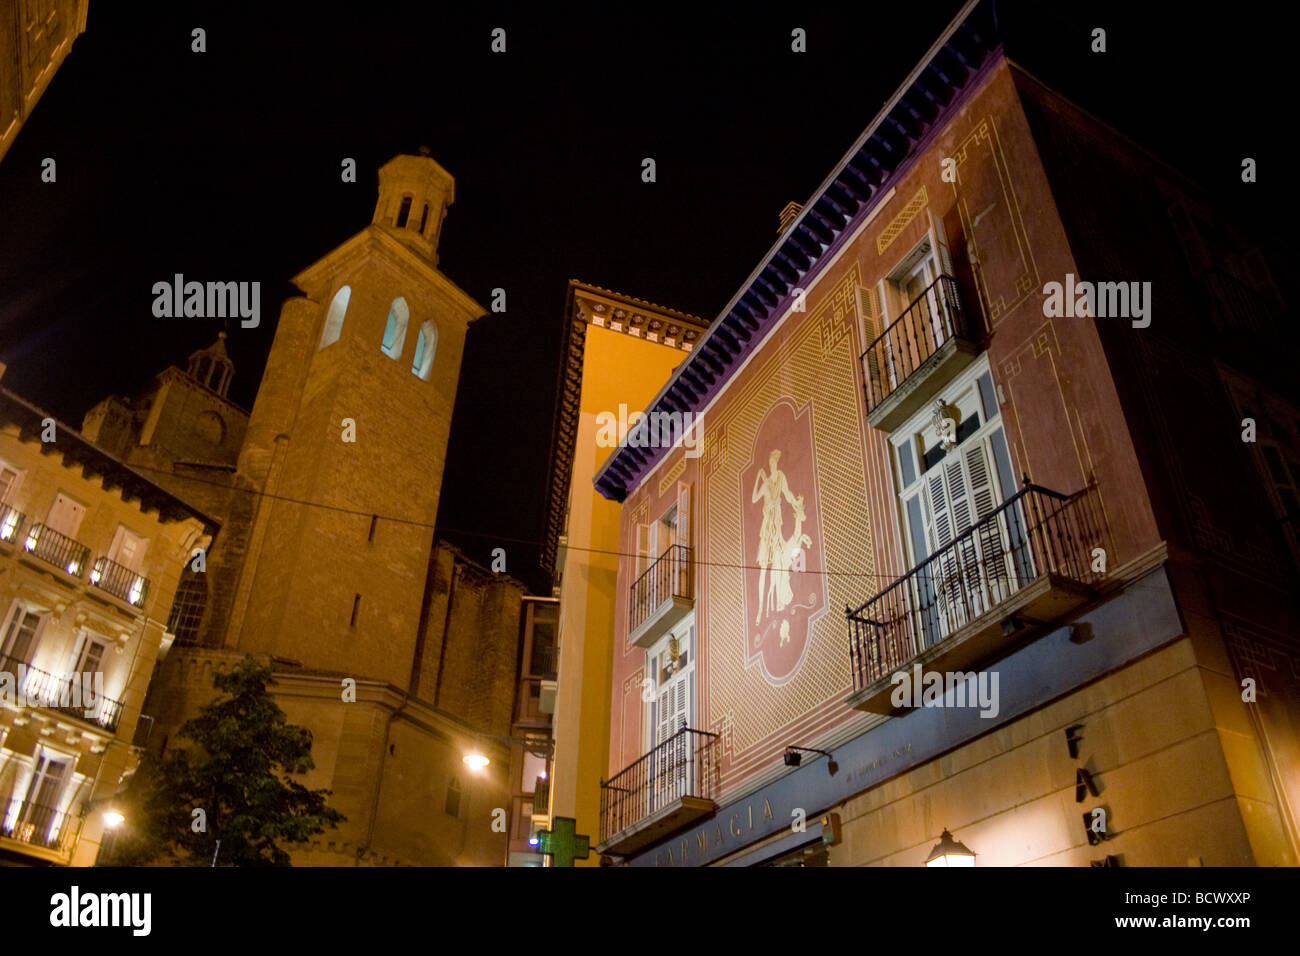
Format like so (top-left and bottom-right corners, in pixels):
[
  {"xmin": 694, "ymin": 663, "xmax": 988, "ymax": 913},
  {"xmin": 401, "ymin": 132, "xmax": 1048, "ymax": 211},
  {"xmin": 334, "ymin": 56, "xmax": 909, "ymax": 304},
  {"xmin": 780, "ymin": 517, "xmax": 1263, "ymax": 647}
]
[{"xmin": 0, "ymin": 1, "xmax": 1288, "ymax": 594}]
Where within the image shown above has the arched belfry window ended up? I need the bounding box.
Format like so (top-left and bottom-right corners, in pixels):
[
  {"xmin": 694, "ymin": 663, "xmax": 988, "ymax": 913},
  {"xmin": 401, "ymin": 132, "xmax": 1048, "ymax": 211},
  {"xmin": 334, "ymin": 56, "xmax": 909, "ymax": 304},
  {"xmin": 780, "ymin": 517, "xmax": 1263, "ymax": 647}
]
[
  {"xmin": 382, "ymin": 297, "xmax": 409, "ymax": 359},
  {"xmin": 419, "ymin": 203, "xmax": 430, "ymax": 234},
  {"xmin": 319, "ymin": 286, "xmax": 351, "ymax": 350},
  {"xmin": 396, "ymin": 195, "xmax": 413, "ymax": 229},
  {"xmin": 411, "ymin": 320, "xmax": 437, "ymax": 380}
]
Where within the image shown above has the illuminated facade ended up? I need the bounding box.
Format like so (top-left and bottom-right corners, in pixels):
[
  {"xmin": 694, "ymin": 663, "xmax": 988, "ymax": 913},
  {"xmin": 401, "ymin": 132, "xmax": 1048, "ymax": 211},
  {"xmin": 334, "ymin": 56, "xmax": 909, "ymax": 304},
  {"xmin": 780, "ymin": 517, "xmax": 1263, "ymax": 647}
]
[
  {"xmin": 541, "ymin": 282, "xmax": 709, "ymax": 864},
  {"xmin": 592, "ymin": 0, "xmax": 1298, "ymax": 867},
  {"xmin": 0, "ymin": 370, "xmax": 213, "ymax": 866},
  {"xmin": 85, "ymin": 154, "xmax": 531, "ymax": 866}
]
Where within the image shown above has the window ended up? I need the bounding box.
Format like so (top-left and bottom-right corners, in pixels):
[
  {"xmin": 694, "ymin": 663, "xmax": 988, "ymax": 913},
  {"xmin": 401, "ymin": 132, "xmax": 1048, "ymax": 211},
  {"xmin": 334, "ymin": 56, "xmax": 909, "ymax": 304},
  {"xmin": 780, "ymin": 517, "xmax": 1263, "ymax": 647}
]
[
  {"xmin": 411, "ymin": 320, "xmax": 437, "ymax": 379},
  {"xmin": 396, "ymin": 195, "xmax": 413, "ymax": 229},
  {"xmin": 419, "ymin": 203, "xmax": 430, "ymax": 234},
  {"xmin": 72, "ymin": 634, "xmax": 108, "ymax": 677},
  {"xmin": 891, "ymin": 362, "xmax": 1020, "ymax": 645},
  {"xmin": 8, "ymin": 749, "xmax": 72, "ymax": 841},
  {"xmin": 0, "ymin": 461, "xmax": 22, "ymax": 503},
  {"xmin": 319, "ymin": 286, "xmax": 351, "ymax": 350},
  {"xmin": 382, "ymin": 297, "xmax": 409, "ymax": 359},
  {"xmin": 646, "ymin": 621, "xmax": 695, "ymax": 804},
  {"xmin": 0, "ymin": 602, "xmax": 43, "ymax": 666},
  {"xmin": 44, "ymin": 493, "xmax": 86, "ymax": 539},
  {"xmin": 166, "ymin": 573, "xmax": 207, "ymax": 646},
  {"xmin": 108, "ymin": 526, "xmax": 147, "ymax": 571},
  {"xmin": 445, "ymin": 776, "xmax": 462, "ymax": 817}
]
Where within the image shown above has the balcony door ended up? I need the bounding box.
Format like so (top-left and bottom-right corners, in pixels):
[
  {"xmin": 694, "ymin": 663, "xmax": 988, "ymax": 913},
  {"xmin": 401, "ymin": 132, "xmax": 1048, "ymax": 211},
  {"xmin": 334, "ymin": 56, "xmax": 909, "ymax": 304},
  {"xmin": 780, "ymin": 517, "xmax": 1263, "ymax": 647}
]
[
  {"xmin": 648, "ymin": 622, "xmax": 694, "ymax": 814},
  {"xmin": 45, "ymin": 493, "xmax": 85, "ymax": 539},
  {"xmin": 0, "ymin": 602, "xmax": 42, "ymax": 667},
  {"xmin": 894, "ymin": 366, "xmax": 1022, "ymax": 650},
  {"xmin": 108, "ymin": 526, "xmax": 147, "ymax": 572},
  {"xmin": 7, "ymin": 750, "xmax": 72, "ymax": 846}
]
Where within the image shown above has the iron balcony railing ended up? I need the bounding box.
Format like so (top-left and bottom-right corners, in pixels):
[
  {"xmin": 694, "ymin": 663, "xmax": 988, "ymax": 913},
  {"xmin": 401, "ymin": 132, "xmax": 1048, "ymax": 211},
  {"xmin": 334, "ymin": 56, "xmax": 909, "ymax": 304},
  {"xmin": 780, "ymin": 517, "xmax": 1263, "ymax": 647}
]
[
  {"xmin": 532, "ymin": 774, "xmax": 550, "ymax": 811},
  {"xmin": 0, "ymin": 504, "xmax": 25, "ymax": 545},
  {"xmin": 90, "ymin": 556, "xmax": 151, "ymax": 608},
  {"xmin": 846, "ymin": 481, "xmax": 1106, "ymax": 692},
  {"xmin": 0, "ymin": 798, "xmax": 81, "ymax": 855},
  {"xmin": 629, "ymin": 544, "xmax": 693, "ymax": 635},
  {"xmin": 0, "ymin": 655, "xmax": 125, "ymax": 733},
  {"xmin": 599, "ymin": 727, "xmax": 718, "ymax": 844},
  {"xmin": 860, "ymin": 274, "xmax": 969, "ymax": 414},
  {"xmin": 22, "ymin": 523, "xmax": 90, "ymax": 577}
]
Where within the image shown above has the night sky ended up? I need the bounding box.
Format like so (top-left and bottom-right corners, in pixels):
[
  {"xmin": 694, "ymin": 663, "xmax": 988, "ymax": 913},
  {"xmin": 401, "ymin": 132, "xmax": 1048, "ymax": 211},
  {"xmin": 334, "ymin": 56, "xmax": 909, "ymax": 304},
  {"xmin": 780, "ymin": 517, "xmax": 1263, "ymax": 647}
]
[{"xmin": 0, "ymin": 1, "xmax": 1288, "ymax": 594}]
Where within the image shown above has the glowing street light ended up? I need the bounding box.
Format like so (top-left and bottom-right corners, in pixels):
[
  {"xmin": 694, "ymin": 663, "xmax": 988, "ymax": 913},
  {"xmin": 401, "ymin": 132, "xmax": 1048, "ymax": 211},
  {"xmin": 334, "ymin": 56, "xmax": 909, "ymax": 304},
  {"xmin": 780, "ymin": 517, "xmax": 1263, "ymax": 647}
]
[
  {"xmin": 102, "ymin": 809, "xmax": 125, "ymax": 829},
  {"xmin": 925, "ymin": 828, "xmax": 975, "ymax": 867},
  {"xmin": 462, "ymin": 751, "xmax": 490, "ymax": 771}
]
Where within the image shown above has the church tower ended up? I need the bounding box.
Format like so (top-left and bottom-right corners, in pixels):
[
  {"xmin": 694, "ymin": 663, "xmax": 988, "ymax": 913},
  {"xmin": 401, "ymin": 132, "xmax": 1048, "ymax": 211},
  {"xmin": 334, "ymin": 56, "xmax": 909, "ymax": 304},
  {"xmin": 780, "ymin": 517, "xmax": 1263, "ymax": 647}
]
[{"xmin": 225, "ymin": 153, "xmax": 484, "ymax": 687}]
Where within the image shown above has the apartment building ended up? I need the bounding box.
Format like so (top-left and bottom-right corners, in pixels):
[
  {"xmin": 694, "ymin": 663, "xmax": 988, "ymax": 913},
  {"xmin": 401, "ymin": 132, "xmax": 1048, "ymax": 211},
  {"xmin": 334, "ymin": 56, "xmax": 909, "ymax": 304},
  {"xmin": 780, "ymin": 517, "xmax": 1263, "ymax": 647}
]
[{"xmin": 589, "ymin": 0, "xmax": 1298, "ymax": 867}]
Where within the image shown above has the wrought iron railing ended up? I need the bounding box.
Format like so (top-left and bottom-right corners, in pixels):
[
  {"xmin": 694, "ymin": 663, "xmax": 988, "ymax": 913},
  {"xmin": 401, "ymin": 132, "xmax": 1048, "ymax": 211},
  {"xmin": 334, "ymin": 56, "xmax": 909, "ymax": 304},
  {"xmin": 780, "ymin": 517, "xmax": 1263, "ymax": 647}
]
[
  {"xmin": 0, "ymin": 655, "xmax": 125, "ymax": 733},
  {"xmin": 90, "ymin": 556, "xmax": 151, "ymax": 608},
  {"xmin": 599, "ymin": 727, "xmax": 718, "ymax": 844},
  {"xmin": 629, "ymin": 544, "xmax": 693, "ymax": 635},
  {"xmin": 846, "ymin": 481, "xmax": 1106, "ymax": 692},
  {"xmin": 860, "ymin": 274, "xmax": 969, "ymax": 414},
  {"xmin": 0, "ymin": 504, "xmax": 25, "ymax": 545},
  {"xmin": 532, "ymin": 774, "xmax": 550, "ymax": 811},
  {"xmin": 0, "ymin": 798, "xmax": 81, "ymax": 855},
  {"xmin": 22, "ymin": 523, "xmax": 90, "ymax": 577}
]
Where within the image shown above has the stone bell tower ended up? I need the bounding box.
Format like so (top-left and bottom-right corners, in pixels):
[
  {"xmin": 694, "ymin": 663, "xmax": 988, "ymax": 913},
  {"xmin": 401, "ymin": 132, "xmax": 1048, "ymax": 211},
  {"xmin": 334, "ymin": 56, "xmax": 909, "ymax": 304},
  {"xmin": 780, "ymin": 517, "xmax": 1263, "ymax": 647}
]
[{"xmin": 222, "ymin": 152, "xmax": 484, "ymax": 686}]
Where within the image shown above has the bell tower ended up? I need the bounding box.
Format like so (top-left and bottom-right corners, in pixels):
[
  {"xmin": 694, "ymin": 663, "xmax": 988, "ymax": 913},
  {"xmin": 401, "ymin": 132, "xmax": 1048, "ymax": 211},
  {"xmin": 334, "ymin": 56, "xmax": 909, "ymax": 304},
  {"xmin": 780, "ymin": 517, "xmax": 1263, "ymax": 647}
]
[
  {"xmin": 224, "ymin": 152, "xmax": 484, "ymax": 686},
  {"xmin": 372, "ymin": 149, "xmax": 455, "ymax": 264}
]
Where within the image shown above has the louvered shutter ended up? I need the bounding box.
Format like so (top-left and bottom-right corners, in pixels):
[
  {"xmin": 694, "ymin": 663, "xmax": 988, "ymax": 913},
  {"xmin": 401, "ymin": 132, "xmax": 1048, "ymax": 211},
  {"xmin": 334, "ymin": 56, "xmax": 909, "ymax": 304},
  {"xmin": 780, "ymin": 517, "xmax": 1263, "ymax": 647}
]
[
  {"xmin": 877, "ymin": 279, "xmax": 900, "ymax": 390},
  {"xmin": 927, "ymin": 210, "xmax": 956, "ymax": 340},
  {"xmin": 963, "ymin": 441, "xmax": 1007, "ymax": 609},
  {"xmin": 858, "ymin": 286, "xmax": 885, "ymax": 404},
  {"xmin": 924, "ymin": 467, "xmax": 960, "ymax": 636}
]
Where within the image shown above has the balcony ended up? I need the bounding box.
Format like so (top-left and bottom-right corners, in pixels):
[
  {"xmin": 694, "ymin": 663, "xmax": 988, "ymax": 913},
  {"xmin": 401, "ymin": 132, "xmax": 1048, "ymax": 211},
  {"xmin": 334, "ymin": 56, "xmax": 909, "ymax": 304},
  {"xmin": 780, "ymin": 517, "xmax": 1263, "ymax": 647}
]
[
  {"xmin": 628, "ymin": 544, "xmax": 694, "ymax": 648},
  {"xmin": 0, "ymin": 505, "xmax": 25, "ymax": 547},
  {"xmin": 0, "ymin": 655, "xmax": 125, "ymax": 733},
  {"xmin": 1, "ymin": 799, "xmax": 81, "ymax": 859},
  {"xmin": 597, "ymin": 727, "xmax": 718, "ymax": 856},
  {"xmin": 89, "ymin": 556, "xmax": 151, "ymax": 609},
  {"xmin": 861, "ymin": 274, "xmax": 978, "ymax": 432},
  {"xmin": 21, "ymin": 523, "xmax": 90, "ymax": 578},
  {"xmin": 845, "ymin": 482, "xmax": 1107, "ymax": 715}
]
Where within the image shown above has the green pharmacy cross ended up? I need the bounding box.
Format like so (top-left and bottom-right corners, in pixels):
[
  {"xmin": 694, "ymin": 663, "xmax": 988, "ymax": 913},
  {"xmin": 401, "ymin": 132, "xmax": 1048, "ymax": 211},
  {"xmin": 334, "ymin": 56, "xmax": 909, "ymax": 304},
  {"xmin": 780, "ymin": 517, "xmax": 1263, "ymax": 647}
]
[{"xmin": 537, "ymin": 816, "xmax": 590, "ymax": 867}]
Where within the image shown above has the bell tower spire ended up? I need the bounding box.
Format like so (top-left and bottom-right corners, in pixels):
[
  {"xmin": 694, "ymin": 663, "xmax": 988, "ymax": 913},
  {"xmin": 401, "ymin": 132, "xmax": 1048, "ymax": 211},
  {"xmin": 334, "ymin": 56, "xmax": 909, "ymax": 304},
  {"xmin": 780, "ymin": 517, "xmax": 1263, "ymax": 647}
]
[{"xmin": 372, "ymin": 150, "xmax": 455, "ymax": 264}]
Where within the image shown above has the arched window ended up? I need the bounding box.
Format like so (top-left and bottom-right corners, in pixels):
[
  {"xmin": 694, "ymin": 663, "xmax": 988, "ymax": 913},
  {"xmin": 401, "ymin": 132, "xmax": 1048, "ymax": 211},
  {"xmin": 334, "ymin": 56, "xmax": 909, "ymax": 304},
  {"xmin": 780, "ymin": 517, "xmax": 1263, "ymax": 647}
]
[
  {"xmin": 411, "ymin": 320, "xmax": 437, "ymax": 379},
  {"xmin": 319, "ymin": 286, "xmax": 351, "ymax": 350},
  {"xmin": 396, "ymin": 195, "xmax": 413, "ymax": 229},
  {"xmin": 419, "ymin": 203, "xmax": 430, "ymax": 234},
  {"xmin": 382, "ymin": 297, "xmax": 409, "ymax": 359}
]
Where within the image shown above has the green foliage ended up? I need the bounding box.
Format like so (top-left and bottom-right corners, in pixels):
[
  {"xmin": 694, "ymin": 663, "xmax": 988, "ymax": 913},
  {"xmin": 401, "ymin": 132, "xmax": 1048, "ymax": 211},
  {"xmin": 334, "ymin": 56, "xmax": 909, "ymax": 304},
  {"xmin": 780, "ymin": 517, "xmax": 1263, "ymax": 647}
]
[{"xmin": 105, "ymin": 657, "xmax": 343, "ymax": 866}]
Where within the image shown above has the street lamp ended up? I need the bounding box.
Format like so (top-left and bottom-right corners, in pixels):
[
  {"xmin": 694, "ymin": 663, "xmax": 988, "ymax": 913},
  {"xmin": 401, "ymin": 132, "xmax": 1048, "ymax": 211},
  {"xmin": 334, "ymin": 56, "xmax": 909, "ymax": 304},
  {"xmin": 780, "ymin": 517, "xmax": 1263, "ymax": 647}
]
[
  {"xmin": 102, "ymin": 809, "xmax": 125, "ymax": 829},
  {"xmin": 925, "ymin": 828, "xmax": 975, "ymax": 867},
  {"xmin": 462, "ymin": 751, "xmax": 491, "ymax": 771}
]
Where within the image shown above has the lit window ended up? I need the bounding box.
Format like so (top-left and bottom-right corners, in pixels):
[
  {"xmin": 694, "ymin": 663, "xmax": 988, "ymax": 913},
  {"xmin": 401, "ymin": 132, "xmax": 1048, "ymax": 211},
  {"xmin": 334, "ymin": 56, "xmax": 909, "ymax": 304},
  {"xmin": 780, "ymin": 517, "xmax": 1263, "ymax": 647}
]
[
  {"xmin": 382, "ymin": 298, "xmax": 409, "ymax": 359},
  {"xmin": 411, "ymin": 320, "xmax": 437, "ymax": 379},
  {"xmin": 319, "ymin": 286, "xmax": 351, "ymax": 350}
]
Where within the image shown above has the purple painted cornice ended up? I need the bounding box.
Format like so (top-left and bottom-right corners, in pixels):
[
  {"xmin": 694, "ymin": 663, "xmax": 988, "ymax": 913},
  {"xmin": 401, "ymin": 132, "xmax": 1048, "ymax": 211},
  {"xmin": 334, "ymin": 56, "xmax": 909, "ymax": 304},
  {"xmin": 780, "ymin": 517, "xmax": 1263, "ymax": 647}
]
[{"xmin": 594, "ymin": 0, "xmax": 1003, "ymax": 502}]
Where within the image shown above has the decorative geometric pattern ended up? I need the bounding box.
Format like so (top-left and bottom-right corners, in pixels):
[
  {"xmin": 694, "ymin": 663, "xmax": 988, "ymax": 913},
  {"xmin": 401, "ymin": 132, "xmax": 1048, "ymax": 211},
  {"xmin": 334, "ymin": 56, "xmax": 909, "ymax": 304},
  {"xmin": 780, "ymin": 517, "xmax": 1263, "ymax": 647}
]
[
  {"xmin": 951, "ymin": 118, "xmax": 1039, "ymax": 325},
  {"xmin": 876, "ymin": 186, "xmax": 929, "ymax": 255},
  {"xmin": 699, "ymin": 266, "xmax": 877, "ymax": 792}
]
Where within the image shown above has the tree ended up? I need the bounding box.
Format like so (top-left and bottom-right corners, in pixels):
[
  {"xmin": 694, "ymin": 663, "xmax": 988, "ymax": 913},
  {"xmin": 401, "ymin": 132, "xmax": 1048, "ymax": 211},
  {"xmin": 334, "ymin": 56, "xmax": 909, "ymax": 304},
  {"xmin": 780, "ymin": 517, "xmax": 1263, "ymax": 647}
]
[{"xmin": 106, "ymin": 657, "xmax": 344, "ymax": 866}]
